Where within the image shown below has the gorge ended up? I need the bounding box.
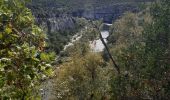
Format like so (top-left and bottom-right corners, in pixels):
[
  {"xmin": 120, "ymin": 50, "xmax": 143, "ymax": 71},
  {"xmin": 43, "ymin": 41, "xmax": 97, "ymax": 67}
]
[
  {"xmin": 30, "ymin": 0, "xmax": 156, "ymax": 99},
  {"xmin": 27, "ymin": 0, "xmax": 154, "ymax": 55},
  {"xmin": 28, "ymin": 0, "xmax": 153, "ymax": 32},
  {"xmin": 2, "ymin": 0, "xmax": 170, "ymax": 99}
]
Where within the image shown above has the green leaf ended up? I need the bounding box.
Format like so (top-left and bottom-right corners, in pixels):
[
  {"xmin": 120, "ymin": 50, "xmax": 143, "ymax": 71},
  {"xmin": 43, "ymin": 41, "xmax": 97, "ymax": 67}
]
[
  {"xmin": 5, "ymin": 27, "xmax": 12, "ymax": 34},
  {"xmin": 40, "ymin": 53, "xmax": 50, "ymax": 62},
  {"xmin": 0, "ymin": 33, "xmax": 3, "ymax": 39},
  {"xmin": 45, "ymin": 67, "xmax": 53, "ymax": 76}
]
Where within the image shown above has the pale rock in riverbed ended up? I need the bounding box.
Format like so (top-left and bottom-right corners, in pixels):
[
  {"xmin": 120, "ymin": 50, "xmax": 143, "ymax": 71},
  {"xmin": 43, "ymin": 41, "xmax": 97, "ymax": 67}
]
[{"xmin": 90, "ymin": 31, "xmax": 109, "ymax": 52}]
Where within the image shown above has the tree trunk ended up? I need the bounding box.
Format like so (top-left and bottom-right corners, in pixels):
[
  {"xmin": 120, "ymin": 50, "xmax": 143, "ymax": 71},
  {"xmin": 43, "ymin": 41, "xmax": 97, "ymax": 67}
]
[{"xmin": 99, "ymin": 32, "xmax": 120, "ymax": 74}]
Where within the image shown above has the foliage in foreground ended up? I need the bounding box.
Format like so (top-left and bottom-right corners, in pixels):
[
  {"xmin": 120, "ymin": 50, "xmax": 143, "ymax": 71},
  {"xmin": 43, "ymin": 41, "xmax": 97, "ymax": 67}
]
[{"xmin": 0, "ymin": 0, "xmax": 55, "ymax": 99}]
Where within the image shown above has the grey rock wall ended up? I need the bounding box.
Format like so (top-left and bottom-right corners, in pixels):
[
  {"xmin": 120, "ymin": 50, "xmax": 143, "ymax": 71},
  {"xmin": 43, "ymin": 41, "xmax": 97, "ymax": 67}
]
[
  {"xmin": 73, "ymin": 3, "xmax": 139, "ymax": 23},
  {"xmin": 29, "ymin": 1, "xmax": 149, "ymax": 32},
  {"xmin": 35, "ymin": 14, "xmax": 76, "ymax": 33}
]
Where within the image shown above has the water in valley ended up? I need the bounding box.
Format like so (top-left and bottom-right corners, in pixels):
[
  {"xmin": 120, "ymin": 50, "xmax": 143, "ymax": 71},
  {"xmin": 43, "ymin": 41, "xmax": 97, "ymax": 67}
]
[
  {"xmin": 90, "ymin": 30, "xmax": 109, "ymax": 52},
  {"xmin": 64, "ymin": 24, "xmax": 111, "ymax": 52}
]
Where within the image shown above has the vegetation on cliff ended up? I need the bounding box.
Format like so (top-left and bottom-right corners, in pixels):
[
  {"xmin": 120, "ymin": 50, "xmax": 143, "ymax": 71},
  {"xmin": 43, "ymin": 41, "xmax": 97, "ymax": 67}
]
[{"xmin": 1, "ymin": 0, "xmax": 170, "ymax": 100}]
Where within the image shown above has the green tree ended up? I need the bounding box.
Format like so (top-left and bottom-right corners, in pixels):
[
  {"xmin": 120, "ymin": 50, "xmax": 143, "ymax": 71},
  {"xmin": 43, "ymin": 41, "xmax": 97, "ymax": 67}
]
[
  {"xmin": 108, "ymin": 0, "xmax": 170, "ymax": 99},
  {"xmin": 142, "ymin": 0, "xmax": 170, "ymax": 99},
  {"xmin": 108, "ymin": 11, "xmax": 148, "ymax": 99},
  {"xmin": 53, "ymin": 43, "xmax": 111, "ymax": 100},
  {"xmin": 0, "ymin": 0, "xmax": 55, "ymax": 99}
]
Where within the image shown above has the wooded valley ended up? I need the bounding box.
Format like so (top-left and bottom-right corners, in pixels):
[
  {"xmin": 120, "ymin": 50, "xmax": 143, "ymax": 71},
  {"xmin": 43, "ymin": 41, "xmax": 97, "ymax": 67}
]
[{"xmin": 0, "ymin": 0, "xmax": 170, "ymax": 100}]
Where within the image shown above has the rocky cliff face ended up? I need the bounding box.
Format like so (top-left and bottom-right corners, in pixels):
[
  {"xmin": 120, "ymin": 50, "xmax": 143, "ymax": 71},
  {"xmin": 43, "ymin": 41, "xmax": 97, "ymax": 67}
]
[
  {"xmin": 73, "ymin": 3, "xmax": 139, "ymax": 23},
  {"xmin": 31, "ymin": 4, "xmax": 138, "ymax": 32},
  {"xmin": 29, "ymin": 0, "xmax": 153, "ymax": 32},
  {"xmin": 35, "ymin": 14, "xmax": 76, "ymax": 33}
]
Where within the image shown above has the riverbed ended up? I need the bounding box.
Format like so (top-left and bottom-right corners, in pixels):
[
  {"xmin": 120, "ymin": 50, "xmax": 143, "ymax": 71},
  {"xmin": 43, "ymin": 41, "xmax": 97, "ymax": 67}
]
[
  {"xmin": 90, "ymin": 30, "xmax": 109, "ymax": 52},
  {"xmin": 64, "ymin": 24, "xmax": 111, "ymax": 52}
]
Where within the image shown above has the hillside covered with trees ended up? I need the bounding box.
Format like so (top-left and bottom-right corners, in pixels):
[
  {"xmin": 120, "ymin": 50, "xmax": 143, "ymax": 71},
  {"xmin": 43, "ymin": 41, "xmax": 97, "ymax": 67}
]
[{"xmin": 1, "ymin": 0, "xmax": 170, "ymax": 100}]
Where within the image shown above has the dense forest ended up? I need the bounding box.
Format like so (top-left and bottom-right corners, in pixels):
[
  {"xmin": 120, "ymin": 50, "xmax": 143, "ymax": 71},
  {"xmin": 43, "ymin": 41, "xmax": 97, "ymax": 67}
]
[{"xmin": 1, "ymin": 0, "xmax": 170, "ymax": 100}]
